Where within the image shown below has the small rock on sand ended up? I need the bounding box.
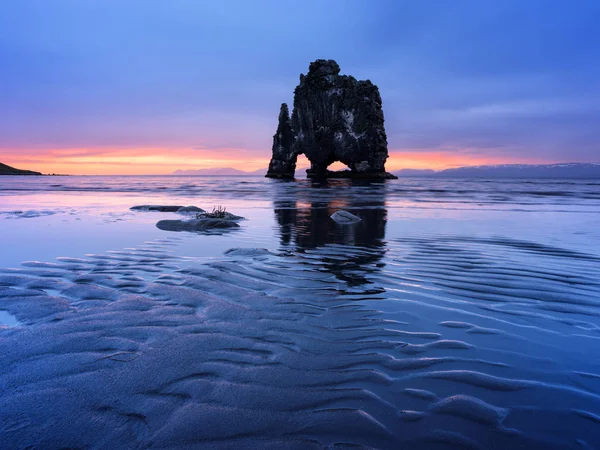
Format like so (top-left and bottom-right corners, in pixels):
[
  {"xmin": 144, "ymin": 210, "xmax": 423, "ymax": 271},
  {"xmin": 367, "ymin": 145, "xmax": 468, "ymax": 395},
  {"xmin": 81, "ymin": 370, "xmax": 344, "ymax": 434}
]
[{"xmin": 330, "ymin": 210, "xmax": 362, "ymax": 225}]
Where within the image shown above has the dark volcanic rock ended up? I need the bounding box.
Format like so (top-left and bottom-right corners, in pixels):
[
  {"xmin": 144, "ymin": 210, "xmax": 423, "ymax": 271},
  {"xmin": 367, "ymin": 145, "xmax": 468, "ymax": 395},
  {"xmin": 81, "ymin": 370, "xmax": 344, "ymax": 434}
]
[
  {"xmin": 266, "ymin": 103, "xmax": 297, "ymax": 178},
  {"xmin": 265, "ymin": 60, "xmax": 396, "ymax": 180},
  {"xmin": 224, "ymin": 248, "xmax": 275, "ymax": 257},
  {"xmin": 156, "ymin": 210, "xmax": 244, "ymax": 233},
  {"xmin": 156, "ymin": 218, "xmax": 240, "ymax": 232},
  {"xmin": 196, "ymin": 211, "xmax": 244, "ymax": 221}
]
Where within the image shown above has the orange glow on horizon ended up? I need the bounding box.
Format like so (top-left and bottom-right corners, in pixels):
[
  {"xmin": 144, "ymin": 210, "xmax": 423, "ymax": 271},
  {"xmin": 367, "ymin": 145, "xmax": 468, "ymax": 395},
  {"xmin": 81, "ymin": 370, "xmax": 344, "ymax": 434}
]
[
  {"xmin": 2, "ymin": 148, "xmax": 272, "ymax": 175},
  {"xmin": 2, "ymin": 147, "xmax": 553, "ymax": 175},
  {"xmin": 385, "ymin": 150, "xmax": 548, "ymax": 171}
]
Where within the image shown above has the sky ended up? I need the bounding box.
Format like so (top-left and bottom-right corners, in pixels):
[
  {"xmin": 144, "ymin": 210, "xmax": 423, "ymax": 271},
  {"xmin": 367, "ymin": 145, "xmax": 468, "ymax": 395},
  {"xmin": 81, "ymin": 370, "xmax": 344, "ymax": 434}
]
[{"xmin": 1, "ymin": 0, "xmax": 599, "ymax": 175}]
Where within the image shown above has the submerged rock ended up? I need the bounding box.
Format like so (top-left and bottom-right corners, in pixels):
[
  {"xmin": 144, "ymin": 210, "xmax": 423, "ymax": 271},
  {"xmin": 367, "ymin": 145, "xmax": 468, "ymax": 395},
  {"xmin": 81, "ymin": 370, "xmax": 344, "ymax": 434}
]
[
  {"xmin": 130, "ymin": 205, "xmax": 185, "ymax": 212},
  {"xmin": 157, "ymin": 210, "xmax": 244, "ymax": 233},
  {"xmin": 265, "ymin": 59, "xmax": 397, "ymax": 180},
  {"xmin": 156, "ymin": 218, "xmax": 240, "ymax": 232},
  {"xmin": 224, "ymin": 248, "xmax": 274, "ymax": 257},
  {"xmin": 177, "ymin": 206, "xmax": 205, "ymax": 214},
  {"xmin": 330, "ymin": 210, "xmax": 362, "ymax": 225}
]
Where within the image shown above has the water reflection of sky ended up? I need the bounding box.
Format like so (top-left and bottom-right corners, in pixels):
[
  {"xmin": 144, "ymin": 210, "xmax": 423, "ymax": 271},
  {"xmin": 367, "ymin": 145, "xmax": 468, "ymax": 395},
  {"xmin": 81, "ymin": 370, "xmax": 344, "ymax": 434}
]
[
  {"xmin": 2, "ymin": 176, "xmax": 600, "ymax": 447},
  {"xmin": 1, "ymin": 176, "xmax": 599, "ymax": 270},
  {"xmin": 0, "ymin": 190, "xmax": 273, "ymax": 268}
]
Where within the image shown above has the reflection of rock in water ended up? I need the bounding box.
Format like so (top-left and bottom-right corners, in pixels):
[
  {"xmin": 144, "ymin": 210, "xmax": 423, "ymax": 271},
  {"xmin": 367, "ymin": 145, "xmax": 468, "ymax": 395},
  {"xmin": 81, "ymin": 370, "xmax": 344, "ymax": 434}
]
[{"xmin": 272, "ymin": 179, "xmax": 388, "ymax": 287}]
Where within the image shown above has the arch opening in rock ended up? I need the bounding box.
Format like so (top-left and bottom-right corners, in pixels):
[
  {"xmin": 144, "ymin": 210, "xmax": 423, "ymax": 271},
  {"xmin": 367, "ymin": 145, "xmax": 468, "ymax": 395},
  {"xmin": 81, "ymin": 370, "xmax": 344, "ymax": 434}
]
[{"xmin": 265, "ymin": 60, "xmax": 397, "ymax": 180}]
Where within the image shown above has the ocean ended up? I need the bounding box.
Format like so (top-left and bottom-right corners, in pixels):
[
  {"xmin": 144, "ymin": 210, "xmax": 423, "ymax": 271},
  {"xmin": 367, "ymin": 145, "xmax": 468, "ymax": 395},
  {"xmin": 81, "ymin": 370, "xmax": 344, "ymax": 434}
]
[{"xmin": 1, "ymin": 175, "xmax": 600, "ymax": 448}]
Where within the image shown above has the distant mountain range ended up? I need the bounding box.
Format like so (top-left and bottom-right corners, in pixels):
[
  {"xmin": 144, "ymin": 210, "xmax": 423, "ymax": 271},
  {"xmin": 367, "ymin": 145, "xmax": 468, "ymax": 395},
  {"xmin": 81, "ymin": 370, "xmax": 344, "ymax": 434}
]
[
  {"xmin": 172, "ymin": 167, "xmax": 266, "ymax": 176},
  {"xmin": 393, "ymin": 163, "xmax": 600, "ymax": 179},
  {"xmin": 0, "ymin": 162, "xmax": 42, "ymax": 176}
]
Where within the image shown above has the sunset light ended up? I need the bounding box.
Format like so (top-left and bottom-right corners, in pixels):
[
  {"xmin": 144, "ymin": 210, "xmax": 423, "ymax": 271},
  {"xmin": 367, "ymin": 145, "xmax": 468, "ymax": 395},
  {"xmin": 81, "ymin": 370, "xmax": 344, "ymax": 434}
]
[
  {"xmin": 2, "ymin": 2, "xmax": 599, "ymax": 448},
  {"xmin": 2, "ymin": 147, "xmax": 553, "ymax": 175}
]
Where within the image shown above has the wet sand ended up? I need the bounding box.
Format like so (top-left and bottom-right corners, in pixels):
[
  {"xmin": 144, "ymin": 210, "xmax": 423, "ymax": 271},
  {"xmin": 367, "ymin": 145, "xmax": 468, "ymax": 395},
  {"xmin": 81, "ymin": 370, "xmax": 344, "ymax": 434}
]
[{"xmin": 1, "ymin": 176, "xmax": 600, "ymax": 448}]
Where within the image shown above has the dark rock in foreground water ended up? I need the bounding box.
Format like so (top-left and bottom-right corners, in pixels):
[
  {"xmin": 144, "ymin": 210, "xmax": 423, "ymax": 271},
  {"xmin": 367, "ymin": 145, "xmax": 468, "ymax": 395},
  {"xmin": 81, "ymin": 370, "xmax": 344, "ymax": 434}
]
[
  {"xmin": 157, "ymin": 209, "xmax": 244, "ymax": 233},
  {"xmin": 266, "ymin": 59, "xmax": 397, "ymax": 180},
  {"xmin": 224, "ymin": 248, "xmax": 275, "ymax": 257},
  {"xmin": 156, "ymin": 218, "xmax": 240, "ymax": 232},
  {"xmin": 196, "ymin": 211, "xmax": 244, "ymax": 221}
]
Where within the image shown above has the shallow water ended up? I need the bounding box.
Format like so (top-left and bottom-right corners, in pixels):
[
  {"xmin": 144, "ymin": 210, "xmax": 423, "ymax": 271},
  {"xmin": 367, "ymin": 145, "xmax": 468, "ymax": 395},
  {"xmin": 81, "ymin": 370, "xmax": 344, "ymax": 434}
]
[
  {"xmin": 0, "ymin": 309, "xmax": 20, "ymax": 327},
  {"xmin": 1, "ymin": 175, "xmax": 600, "ymax": 449}
]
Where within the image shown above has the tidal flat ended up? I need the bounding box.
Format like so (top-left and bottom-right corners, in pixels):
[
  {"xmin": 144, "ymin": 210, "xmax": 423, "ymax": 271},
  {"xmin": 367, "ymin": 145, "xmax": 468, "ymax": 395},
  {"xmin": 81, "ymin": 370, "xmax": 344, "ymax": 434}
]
[{"xmin": 1, "ymin": 175, "xmax": 600, "ymax": 449}]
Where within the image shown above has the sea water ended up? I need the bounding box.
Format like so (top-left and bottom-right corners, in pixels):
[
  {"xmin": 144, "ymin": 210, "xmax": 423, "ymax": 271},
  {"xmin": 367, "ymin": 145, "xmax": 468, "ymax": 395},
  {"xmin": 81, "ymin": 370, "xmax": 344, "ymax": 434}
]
[{"xmin": 1, "ymin": 175, "xmax": 599, "ymax": 448}]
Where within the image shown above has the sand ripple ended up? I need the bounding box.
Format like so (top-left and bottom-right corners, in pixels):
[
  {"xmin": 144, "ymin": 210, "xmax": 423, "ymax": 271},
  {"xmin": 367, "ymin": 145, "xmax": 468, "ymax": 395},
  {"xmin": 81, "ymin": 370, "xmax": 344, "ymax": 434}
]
[{"xmin": 1, "ymin": 232, "xmax": 600, "ymax": 448}]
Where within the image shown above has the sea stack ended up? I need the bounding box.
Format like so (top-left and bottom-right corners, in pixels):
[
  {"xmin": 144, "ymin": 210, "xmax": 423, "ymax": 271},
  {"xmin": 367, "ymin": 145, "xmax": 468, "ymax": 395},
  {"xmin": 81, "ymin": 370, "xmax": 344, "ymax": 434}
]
[
  {"xmin": 266, "ymin": 59, "xmax": 397, "ymax": 179},
  {"xmin": 266, "ymin": 103, "xmax": 297, "ymax": 177}
]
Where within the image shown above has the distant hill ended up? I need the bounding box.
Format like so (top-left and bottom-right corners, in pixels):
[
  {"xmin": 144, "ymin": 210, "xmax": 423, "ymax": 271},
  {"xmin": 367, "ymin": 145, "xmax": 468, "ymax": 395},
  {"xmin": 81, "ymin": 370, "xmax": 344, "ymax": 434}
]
[
  {"xmin": 172, "ymin": 167, "xmax": 265, "ymax": 176},
  {"xmin": 0, "ymin": 162, "xmax": 42, "ymax": 176},
  {"xmin": 393, "ymin": 163, "xmax": 600, "ymax": 179}
]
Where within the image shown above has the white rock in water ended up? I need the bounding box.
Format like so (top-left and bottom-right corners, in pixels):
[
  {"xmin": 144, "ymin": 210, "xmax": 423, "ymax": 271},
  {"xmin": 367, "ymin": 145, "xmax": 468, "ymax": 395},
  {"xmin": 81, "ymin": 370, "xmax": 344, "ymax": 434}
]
[{"xmin": 330, "ymin": 210, "xmax": 362, "ymax": 225}]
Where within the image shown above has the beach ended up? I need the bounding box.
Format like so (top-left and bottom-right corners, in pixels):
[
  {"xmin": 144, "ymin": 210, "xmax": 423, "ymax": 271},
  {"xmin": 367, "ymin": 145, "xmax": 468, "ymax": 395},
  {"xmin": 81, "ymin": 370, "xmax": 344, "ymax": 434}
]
[{"xmin": 2, "ymin": 175, "xmax": 600, "ymax": 448}]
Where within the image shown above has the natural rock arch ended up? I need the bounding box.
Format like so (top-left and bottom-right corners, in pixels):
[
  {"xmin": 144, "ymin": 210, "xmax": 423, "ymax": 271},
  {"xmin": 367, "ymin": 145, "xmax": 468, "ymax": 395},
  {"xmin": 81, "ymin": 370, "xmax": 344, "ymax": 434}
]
[{"xmin": 266, "ymin": 60, "xmax": 397, "ymax": 180}]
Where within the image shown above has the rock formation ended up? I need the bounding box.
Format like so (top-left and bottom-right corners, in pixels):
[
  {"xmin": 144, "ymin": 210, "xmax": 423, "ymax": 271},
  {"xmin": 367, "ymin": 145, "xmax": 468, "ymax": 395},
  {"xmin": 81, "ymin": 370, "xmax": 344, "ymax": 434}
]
[
  {"xmin": 266, "ymin": 60, "xmax": 397, "ymax": 179},
  {"xmin": 266, "ymin": 103, "xmax": 296, "ymax": 177}
]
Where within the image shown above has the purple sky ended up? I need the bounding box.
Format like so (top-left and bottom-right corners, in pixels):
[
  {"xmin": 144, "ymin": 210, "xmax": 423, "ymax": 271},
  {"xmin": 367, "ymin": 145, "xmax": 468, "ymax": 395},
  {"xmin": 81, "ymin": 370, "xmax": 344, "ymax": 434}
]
[{"xmin": 1, "ymin": 1, "xmax": 599, "ymax": 173}]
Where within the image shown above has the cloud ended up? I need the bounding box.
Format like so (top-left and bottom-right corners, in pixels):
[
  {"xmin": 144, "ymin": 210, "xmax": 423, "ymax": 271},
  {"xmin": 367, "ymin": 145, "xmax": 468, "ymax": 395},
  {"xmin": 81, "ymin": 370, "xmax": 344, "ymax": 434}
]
[{"xmin": 0, "ymin": 0, "xmax": 598, "ymax": 170}]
